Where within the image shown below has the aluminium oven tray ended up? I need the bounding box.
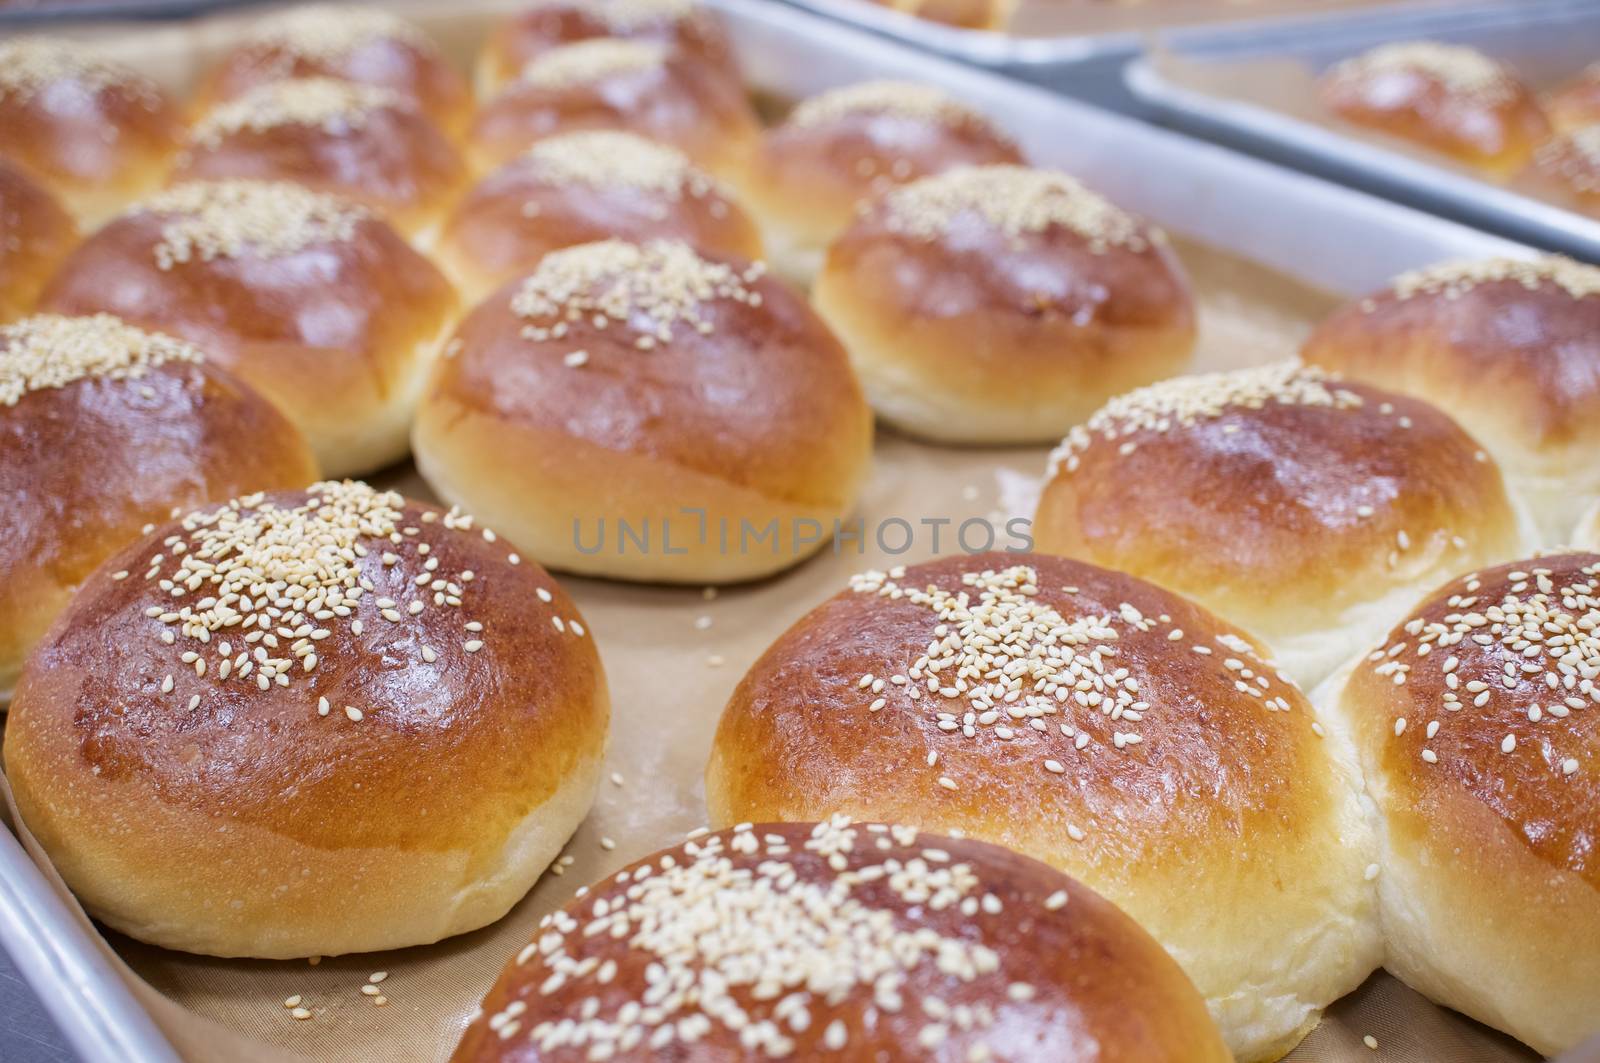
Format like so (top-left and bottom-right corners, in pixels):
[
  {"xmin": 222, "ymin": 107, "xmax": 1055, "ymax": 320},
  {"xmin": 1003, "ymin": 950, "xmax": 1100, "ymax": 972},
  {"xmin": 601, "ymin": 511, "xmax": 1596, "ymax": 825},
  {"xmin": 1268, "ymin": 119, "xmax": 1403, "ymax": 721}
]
[
  {"xmin": 1126, "ymin": 0, "xmax": 1600, "ymax": 262},
  {"xmin": 0, "ymin": 0, "xmax": 1551, "ymax": 1060}
]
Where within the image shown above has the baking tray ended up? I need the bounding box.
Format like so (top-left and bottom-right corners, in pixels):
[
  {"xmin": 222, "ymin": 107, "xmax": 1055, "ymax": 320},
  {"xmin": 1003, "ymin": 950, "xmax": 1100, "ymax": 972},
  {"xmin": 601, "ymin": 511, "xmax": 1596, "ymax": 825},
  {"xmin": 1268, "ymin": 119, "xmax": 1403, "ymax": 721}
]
[
  {"xmin": 0, "ymin": 0, "xmax": 1565, "ymax": 1061},
  {"xmin": 1126, "ymin": 0, "xmax": 1600, "ymax": 262}
]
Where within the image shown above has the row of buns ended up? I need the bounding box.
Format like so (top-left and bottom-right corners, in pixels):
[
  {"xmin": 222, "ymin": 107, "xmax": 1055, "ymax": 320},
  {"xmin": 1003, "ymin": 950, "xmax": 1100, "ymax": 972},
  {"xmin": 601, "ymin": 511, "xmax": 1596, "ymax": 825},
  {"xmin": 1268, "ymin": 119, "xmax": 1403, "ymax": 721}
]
[{"xmin": 1, "ymin": 1, "xmax": 1597, "ymax": 1060}]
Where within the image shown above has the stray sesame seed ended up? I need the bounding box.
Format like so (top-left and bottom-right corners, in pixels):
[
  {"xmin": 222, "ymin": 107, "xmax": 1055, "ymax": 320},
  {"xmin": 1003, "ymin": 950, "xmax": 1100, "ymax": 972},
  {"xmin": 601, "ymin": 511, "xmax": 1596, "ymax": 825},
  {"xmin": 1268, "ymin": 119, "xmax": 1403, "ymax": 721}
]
[
  {"xmin": 1364, "ymin": 1034, "xmax": 1379, "ymax": 1050},
  {"xmin": 291, "ymin": 1007, "xmax": 311, "ymax": 1020}
]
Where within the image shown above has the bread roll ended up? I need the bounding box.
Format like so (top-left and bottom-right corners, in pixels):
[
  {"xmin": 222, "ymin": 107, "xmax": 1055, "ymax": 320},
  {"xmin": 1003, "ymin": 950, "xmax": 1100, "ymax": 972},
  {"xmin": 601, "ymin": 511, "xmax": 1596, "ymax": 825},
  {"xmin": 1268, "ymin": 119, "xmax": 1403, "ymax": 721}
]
[
  {"xmin": 812, "ymin": 165, "xmax": 1196, "ymax": 444},
  {"xmin": 1033, "ymin": 362, "xmax": 1534, "ymax": 687},
  {"xmin": 475, "ymin": 0, "xmax": 737, "ymax": 98},
  {"xmin": 467, "ymin": 39, "xmax": 759, "ymax": 180},
  {"xmin": 434, "ymin": 130, "xmax": 762, "ymax": 306},
  {"xmin": 40, "ymin": 180, "xmax": 458, "ymax": 477},
  {"xmin": 5, "ymin": 481, "xmax": 609, "ymax": 958},
  {"xmin": 1319, "ymin": 554, "xmax": 1600, "ymax": 1055},
  {"xmin": 193, "ymin": 4, "xmax": 472, "ymax": 135},
  {"xmin": 1532, "ymin": 123, "xmax": 1600, "ymax": 209},
  {"xmin": 1547, "ymin": 62, "xmax": 1600, "ymax": 133},
  {"xmin": 175, "ymin": 77, "xmax": 466, "ymax": 236},
  {"xmin": 0, "ymin": 160, "xmax": 77, "ymax": 323},
  {"xmin": 741, "ymin": 80, "xmax": 1023, "ymax": 283},
  {"xmin": 707, "ymin": 553, "xmax": 1382, "ymax": 1062},
  {"xmin": 1301, "ymin": 255, "xmax": 1600, "ymax": 543},
  {"xmin": 413, "ymin": 238, "xmax": 872, "ymax": 584},
  {"xmin": 0, "ymin": 312, "xmax": 316, "ymax": 699},
  {"xmin": 1319, "ymin": 42, "xmax": 1550, "ymax": 174},
  {"xmin": 451, "ymin": 819, "xmax": 1229, "ymax": 1062},
  {"xmin": 0, "ymin": 37, "xmax": 182, "ymax": 225}
]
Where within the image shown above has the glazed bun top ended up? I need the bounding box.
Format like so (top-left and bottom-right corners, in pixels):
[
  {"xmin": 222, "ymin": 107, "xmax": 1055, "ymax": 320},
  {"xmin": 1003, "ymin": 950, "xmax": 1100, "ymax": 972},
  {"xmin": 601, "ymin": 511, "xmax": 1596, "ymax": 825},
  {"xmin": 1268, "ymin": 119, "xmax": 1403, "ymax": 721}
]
[
  {"xmin": 197, "ymin": 4, "xmax": 471, "ymax": 132},
  {"xmin": 0, "ymin": 160, "xmax": 77, "ymax": 323},
  {"xmin": 1338, "ymin": 554, "xmax": 1598, "ymax": 886},
  {"xmin": 477, "ymin": 0, "xmax": 736, "ymax": 93},
  {"xmin": 11, "ymin": 480, "xmax": 600, "ymax": 851},
  {"xmin": 1041, "ymin": 362, "xmax": 1524, "ymax": 642},
  {"xmin": 451, "ymin": 818, "xmax": 1228, "ymax": 1062}
]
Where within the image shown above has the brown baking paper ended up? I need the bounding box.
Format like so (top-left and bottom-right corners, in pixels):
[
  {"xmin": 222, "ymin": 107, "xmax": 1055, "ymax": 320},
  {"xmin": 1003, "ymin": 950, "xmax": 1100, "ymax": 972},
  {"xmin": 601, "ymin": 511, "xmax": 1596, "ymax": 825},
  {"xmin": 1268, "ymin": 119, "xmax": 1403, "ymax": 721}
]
[{"xmin": 0, "ymin": 2, "xmax": 1569, "ymax": 1060}]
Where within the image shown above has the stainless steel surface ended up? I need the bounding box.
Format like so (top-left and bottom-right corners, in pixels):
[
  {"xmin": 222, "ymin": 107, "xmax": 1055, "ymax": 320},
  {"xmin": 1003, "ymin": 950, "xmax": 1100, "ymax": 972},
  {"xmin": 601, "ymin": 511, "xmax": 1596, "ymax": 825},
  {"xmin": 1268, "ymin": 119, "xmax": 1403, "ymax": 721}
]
[
  {"xmin": 0, "ymin": 0, "xmax": 1542, "ymax": 1059},
  {"xmin": 1126, "ymin": 0, "xmax": 1600, "ymax": 261}
]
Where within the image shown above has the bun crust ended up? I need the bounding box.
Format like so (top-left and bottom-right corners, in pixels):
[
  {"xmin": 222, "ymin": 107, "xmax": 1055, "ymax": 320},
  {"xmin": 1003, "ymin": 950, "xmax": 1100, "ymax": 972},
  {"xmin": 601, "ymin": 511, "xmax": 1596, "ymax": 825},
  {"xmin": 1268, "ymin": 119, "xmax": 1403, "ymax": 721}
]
[
  {"xmin": 413, "ymin": 239, "xmax": 872, "ymax": 584},
  {"xmin": 1533, "ymin": 125, "xmax": 1600, "ymax": 207},
  {"xmin": 1033, "ymin": 364, "xmax": 1529, "ymax": 686},
  {"xmin": 451, "ymin": 820, "xmax": 1229, "ymax": 1063},
  {"xmin": 1547, "ymin": 64, "xmax": 1600, "ymax": 132},
  {"xmin": 1324, "ymin": 554, "xmax": 1600, "ymax": 1055},
  {"xmin": 0, "ymin": 161, "xmax": 77, "ymax": 323},
  {"xmin": 0, "ymin": 313, "xmax": 317, "ymax": 696},
  {"xmin": 0, "ymin": 38, "xmax": 182, "ymax": 224},
  {"xmin": 467, "ymin": 40, "xmax": 758, "ymax": 179},
  {"xmin": 40, "ymin": 181, "xmax": 458, "ymax": 477},
  {"xmin": 1301, "ymin": 256, "xmax": 1600, "ymax": 542},
  {"xmin": 812, "ymin": 166, "xmax": 1196, "ymax": 444},
  {"xmin": 4, "ymin": 483, "xmax": 609, "ymax": 959},
  {"xmin": 706, "ymin": 552, "xmax": 1381, "ymax": 1062},
  {"xmin": 1319, "ymin": 43, "xmax": 1550, "ymax": 173}
]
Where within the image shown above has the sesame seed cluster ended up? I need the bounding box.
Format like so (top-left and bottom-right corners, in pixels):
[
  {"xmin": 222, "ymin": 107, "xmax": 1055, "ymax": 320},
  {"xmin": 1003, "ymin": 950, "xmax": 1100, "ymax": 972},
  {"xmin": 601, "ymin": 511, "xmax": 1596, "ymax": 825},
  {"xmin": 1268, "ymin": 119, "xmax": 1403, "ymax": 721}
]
[
  {"xmin": 1047, "ymin": 362, "xmax": 1363, "ymax": 476},
  {"xmin": 521, "ymin": 0, "xmax": 696, "ymax": 30},
  {"xmin": 1386, "ymin": 255, "xmax": 1600, "ymax": 303},
  {"xmin": 511, "ymin": 238, "xmax": 765, "ymax": 351},
  {"xmin": 788, "ymin": 80, "xmax": 989, "ymax": 131},
  {"xmin": 880, "ymin": 165, "xmax": 1155, "ymax": 253},
  {"xmin": 244, "ymin": 4, "xmax": 430, "ymax": 62},
  {"xmin": 135, "ymin": 180, "xmax": 369, "ymax": 269},
  {"xmin": 1536, "ymin": 128, "xmax": 1600, "ymax": 195},
  {"xmin": 0, "ymin": 37, "xmax": 160, "ymax": 105},
  {"xmin": 518, "ymin": 39, "xmax": 667, "ymax": 91},
  {"xmin": 1371, "ymin": 561, "xmax": 1594, "ymax": 779},
  {"xmin": 521, "ymin": 131, "xmax": 720, "ymax": 200},
  {"xmin": 491, "ymin": 817, "xmax": 1040, "ymax": 1058},
  {"xmin": 130, "ymin": 481, "xmax": 582, "ymax": 720},
  {"xmin": 190, "ymin": 77, "xmax": 404, "ymax": 147},
  {"xmin": 1329, "ymin": 42, "xmax": 1515, "ymax": 104},
  {"xmin": 848, "ymin": 564, "xmax": 1295, "ymax": 813},
  {"xmin": 0, "ymin": 313, "xmax": 203, "ymax": 407}
]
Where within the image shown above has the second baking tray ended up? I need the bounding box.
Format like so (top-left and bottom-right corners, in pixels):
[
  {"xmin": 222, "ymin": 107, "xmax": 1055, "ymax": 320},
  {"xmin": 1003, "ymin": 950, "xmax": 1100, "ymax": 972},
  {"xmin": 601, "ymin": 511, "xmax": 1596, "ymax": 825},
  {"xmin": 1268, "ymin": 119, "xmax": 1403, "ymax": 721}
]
[
  {"xmin": 1126, "ymin": 0, "xmax": 1600, "ymax": 261},
  {"xmin": 0, "ymin": 0, "xmax": 1550, "ymax": 1061}
]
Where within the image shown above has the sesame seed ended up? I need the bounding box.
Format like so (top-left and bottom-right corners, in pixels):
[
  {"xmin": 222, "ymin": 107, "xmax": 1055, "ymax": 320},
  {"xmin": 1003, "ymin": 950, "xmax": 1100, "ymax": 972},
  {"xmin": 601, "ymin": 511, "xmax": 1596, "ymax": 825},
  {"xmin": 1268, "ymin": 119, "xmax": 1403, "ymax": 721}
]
[
  {"xmin": 937, "ymin": 776, "xmax": 958, "ymax": 791},
  {"xmin": 464, "ymin": 639, "xmax": 484, "ymax": 653},
  {"xmin": 291, "ymin": 1007, "xmax": 311, "ymax": 1020},
  {"xmin": 1364, "ymin": 1034, "xmax": 1379, "ymax": 1050},
  {"xmin": 1364, "ymin": 863, "xmax": 1380, "ymax": 881},
  {"xmin": 283, "ymin": 995, "xmax": 301, "ymax": 1008},
  {"xmin": 361, "ymin": 985, "xmax": 380, "ymax": 997},
  {"xmin": 1501, "ymin": 734, "xmax": 1516, "ymax": 753},
  {"xmin": 345, "ymin": 706, "xmax": 363, "ymax": 722},
  {"xmin": 600, "ymin": 836, "xmax": 617, "ymax": 850},
  {"xmin": 1044, "ymin": 890, "xmax": 1068, "ymax": 910}
]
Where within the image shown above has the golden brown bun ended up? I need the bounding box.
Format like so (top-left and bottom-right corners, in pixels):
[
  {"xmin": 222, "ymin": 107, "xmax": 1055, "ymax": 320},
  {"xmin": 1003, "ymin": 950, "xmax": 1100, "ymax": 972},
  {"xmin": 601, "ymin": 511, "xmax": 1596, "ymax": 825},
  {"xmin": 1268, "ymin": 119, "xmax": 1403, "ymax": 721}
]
[
  {"xmin": 4, "ymin": 482, "xmax": 609, "ymax": 959},
  {"xmin": 192, "ymin": 4, "xmax": 473, "ymax": 135},
  {"xmin": 707, "ymin": 552, "xmax": 1381, "ymax": 1062},
  {"xmin": 872, "ymin": 0, "xmax": 1014, "ymax": 30},
  {"xmin": 451, "ymin": 819, "xmax": 1229, "ymax": 1063},
  {"xmin": 0, "ymin": 312, "xmax": 317, "ymax": 700},
  {"xmin": 413, "ymin": 239, "xmax": 872, "ymax": 584},
  {"xmin": 474, "ymin": 0, "xmax": 738, "ymax": 97},
  {"xmin": 39, "ymin": 180, "xmax": 458, "ymax": 478},
  {"xmin": 1301, "ymin": 255, "xmax": 1600, "ymax": 543},
  {"xmin": 812, "ymin": 165, "xmax": 1196, "ymax": 444},
  {"xmin": 434, "ymin": 131, "xmax": 763, "ymax": 306},
  {"xmin": 741, "ymin": 80, "xmax": 1024, "ymax": 283},
  {"xmin": 1033, "ymin": 363, "xmax": 1533, "ymax": 688},
  {"xmin": 1532, "ymin": 123, "xmax": 1600, "ymax": 208},
  {"xmin": 1319, "ymin": 42, "xmax": 1550, "ymax": 175},
  {"xmin": 0, "ymin": 38, "xmax": 182, "ymax": 225},
  {"xmin": 0, "ymin": 161, "xmax": 77, "ymax": 323},
  {"xmin": 175, "ymin": 78, "xmax": 467, "ymax": 236},
  {"xmin": 1547, "ymin": 63, "xmax": 1600, "ymax": 133},
  {"xmin": 467, "ymin": 40, "xmax": 759, "ymax": 181},
  {"xmin": 1321, "ymin": 554, "xmax": 1600, "ymax": 1055}
]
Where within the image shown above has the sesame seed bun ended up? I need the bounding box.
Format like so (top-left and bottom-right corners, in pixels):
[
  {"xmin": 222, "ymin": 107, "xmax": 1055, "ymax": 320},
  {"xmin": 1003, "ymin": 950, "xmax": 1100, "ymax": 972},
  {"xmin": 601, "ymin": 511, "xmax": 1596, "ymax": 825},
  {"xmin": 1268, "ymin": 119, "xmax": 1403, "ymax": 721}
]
[
  {"xmin": 1532, "ymin": 124, "xmax": 1600, "ymax": 207},
  {"xmin": 738, "ymin": 80, "xmax": 1024, "ymax": 284},
  {"xmin": 434, "ymin": 131, "xmax": 763, "ymax": 307},
  {"xmin": 474, "ymin": 0, "xmax": 737, "ymax": 99},
  {"xmin": 706, "ymin": 553, "xmax": 1382, "ymax": 1062},
  {"xmin": 0, "ymin": 38, "xmax": 182, "ymax": 226},
  {"xmin": 1317, "ymin": 554, "xmax": 1600, "ymax": 1055},
  {"xmin": 174, "ymin": 77, "xmax": 467, "ymax": 237},
  {"xmin": 1318, "ymin": 42, "xmax": 1550, "ymax": 175},
  {"xmin": 1033, "ymin": 363, "xmax": 1535, "ymax": 688},
  {"xmin": 451, "ymin": 819, "xmax": 1230, "ymax": 1062},
  {"xmin": 0, "ymin": 161, "xmax": 77, "ymax": 324},
  {"xmin": 1547, "ymin": 63, "xmax": 1600, "ymax": 133},
  {"xmin": 39, "ymin": 180, "xmax": 458, "ymax": 478},
  {"xmin": 412, "ymin": 239, "xmax": 872, "ymax": 584},
  {"xmin": 0, "ymin": 312, "xmax": 318, "ymax": 697},
  {"xmin": 4, "ymin": 481, "xmax": 609, "ymax": 959},
  {"xmin": 811, "ymin": 166, "xmax": 1196, "ymax": 445},
  {"xmin": 192, "ymin": 4, "xmax": 473, "ymax": 136},
  {"xmin": 466, "ymin": 40, "xmax": 759, "ymax": 181},
  {"xmin": 1301, "ymin": 255, "xmax": 1600, "ymax": 544}
]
